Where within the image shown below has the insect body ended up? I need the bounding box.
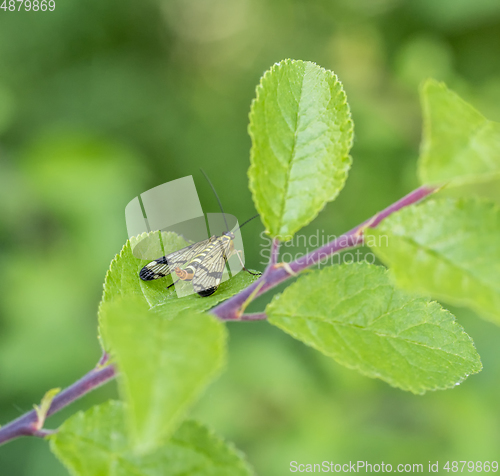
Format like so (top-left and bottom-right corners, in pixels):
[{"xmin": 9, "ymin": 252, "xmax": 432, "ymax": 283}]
[{"xmin": 139, "ymin": 232, "xmax": 236, "ymax": 297}]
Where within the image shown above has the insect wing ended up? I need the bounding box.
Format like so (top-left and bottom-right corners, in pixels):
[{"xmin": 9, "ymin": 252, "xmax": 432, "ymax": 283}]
[
  {"xmin": 192, "ymin": 237, "xmax": 232, "ymax": 294},
  {"xmin": 139, "ymin": 238, "xmax": 211, "ymax": 281}
]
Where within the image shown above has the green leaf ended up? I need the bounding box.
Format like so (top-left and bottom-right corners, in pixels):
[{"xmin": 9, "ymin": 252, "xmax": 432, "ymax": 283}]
[
  {"xmin": 266, "ymin": 262, "xmax": 481, "ymax": 394},
  {"xmin": 99, "ymin": 297, "xmax": 227, "ymax": 453},
  {"xmin": 248, "ymin": 59, "xmax": 353, "ymax": 240},
  {"xmin": 50, "ymin": 401, "xmax": 254, "ymax": 476},
  {"xmin": 150, "ymin": 270, "xmax": 260, "ymax": 317},
  {"xmin": 99, "ymin": 231, "xmax": 260, "ymax": 318},
  {"xmin": 419, "ymin": 79, "xmax": 500, "ymax": 185},
  {"xmin": 367, "ymin": 198, "xmax": 500, "ymax": 325},
  {"xmin": 97, "ymin": 231, "xmax": 258, "ymax": 445}
]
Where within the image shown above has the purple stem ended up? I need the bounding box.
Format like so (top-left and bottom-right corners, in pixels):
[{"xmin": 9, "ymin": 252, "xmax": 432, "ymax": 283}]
[
  {"xmin": 0, "ymin": 363, "xmax": 116, "ymax": 446},
  {"xmin": 211, "ymin": 185, "xmax": 437, "ymax": 321},
  {"xmin": 0, "ymin": 184, "xmax": 437, "ymax": 447},
  {"xmin": 268, "ymin": 238, "xmax": 281, "ymax": 268},
  {"xmin": 98, "ymin": 350, "xmax": 110, "ymax": 367}
]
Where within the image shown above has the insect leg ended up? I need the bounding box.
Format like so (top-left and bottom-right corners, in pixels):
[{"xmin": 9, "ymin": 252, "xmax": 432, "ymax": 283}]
[
  {"xmin": 167, "ymin": 279, "xmax": 180, "ymax": 289},
  {"xmin": 234, "ymin": 249, "xmax": 261, "ymax": 276}
]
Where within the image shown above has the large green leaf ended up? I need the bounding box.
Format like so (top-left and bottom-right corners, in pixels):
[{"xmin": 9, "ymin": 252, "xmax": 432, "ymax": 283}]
[
  {"xmin": 419, "ymin": 79, "xmax": 500, "ymax": 185},
  {"xmin": 97, "ymin": 231, "xmax": 258, "ymax": 453},
  {"xmin": 99, "ymin": 298, "xmax": 227, "ymax": 453},
  {"xmin": 99, "ymin": 231, "xmax": 260, "ymax": 319},
  {"xmin": 367, "ymin": 198, "xmax": 500, "ymax": 324},
  {"xmin": 248, "ymin": 59, "xmax": 353, "ymax": 240},
  {"xmin": 50, "ymin": 401, "xmax": 254, "ymax": 476},
  {"xmin": 267, "ymin": 263, "xmax": 481, "ymax": 394}
]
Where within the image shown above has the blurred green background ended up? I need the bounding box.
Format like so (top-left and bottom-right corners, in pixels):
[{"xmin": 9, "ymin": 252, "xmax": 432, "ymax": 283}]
[{"xmin": 1, "ymin": 0, "xmax": 500, "ymax": 474}]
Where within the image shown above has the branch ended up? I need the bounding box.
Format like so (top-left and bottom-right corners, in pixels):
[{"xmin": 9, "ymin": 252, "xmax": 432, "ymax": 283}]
[
  {"xmin": 0, "ymin": 184, "xmax": 437, "ymax": 447},
  {"xmin": 0, "ymin": 359, "xmax": 116, "ymax": 446},
  {"xmin": 211, "ymin": 185, "xmax": 438, "ymax": 320}
]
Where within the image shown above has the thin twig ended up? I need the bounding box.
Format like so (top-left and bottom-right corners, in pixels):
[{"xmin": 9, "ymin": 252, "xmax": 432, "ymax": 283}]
[
  {"xmin": 98, "ymin": 350, "xmax": 110, "ymax": 367},
  {"xmin": 269, "ymin": 238, "xmax": 280, "ymax": 268},
  {"xmin": 0, "ymin": 363, "xmax": 116, "ymax": 446},
  {"xmin": 211, "ymin": 185, "xmax": 438, "ymax": 321}
]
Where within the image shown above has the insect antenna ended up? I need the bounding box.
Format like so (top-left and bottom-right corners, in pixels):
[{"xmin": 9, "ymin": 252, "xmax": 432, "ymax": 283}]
[
  {"xmin": 200, "ymin": 168, "xmax": 229, "ymax": 232},
  {"xmin": 235, "ymin": 213, "xmax": 260, "ymax": 232}
]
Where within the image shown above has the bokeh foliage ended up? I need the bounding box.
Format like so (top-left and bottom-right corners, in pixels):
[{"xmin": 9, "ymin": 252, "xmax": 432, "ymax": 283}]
[{"xmin": 1, "ymin": 0, "xmax": 500, "ymax": 475}]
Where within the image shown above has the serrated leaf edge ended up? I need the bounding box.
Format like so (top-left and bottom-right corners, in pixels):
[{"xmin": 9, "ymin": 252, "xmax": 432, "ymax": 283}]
[
  {"xmin": 266, "ymin": 264, "xmax": 482, "ymax": 394},
  {"xmin": 248, "ymin": 59, "xmax": 354, "ymax": 239}
]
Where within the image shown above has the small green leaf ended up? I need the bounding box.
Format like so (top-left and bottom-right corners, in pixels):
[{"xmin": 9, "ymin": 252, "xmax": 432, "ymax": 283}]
[
  {"xmin": 50, "ymin": 401, "xmax": 254, "ymax": 476},
  {"xmin": 99, "ymin": 231, "xmax": 260, "ymax": 319},
  {"xmin": 34, "ymin": 387, "xmax": 60, "ymax": 430},
  {"xmin": 367, "ymin": 198, "xmax": 500, "ymax": 325},
  {"xmin": 419, "ymin": 79, "xmax": 500, "ymax": 185},
  {"xmin": 248, "ymin": 59, "xmax": 353, "ymax": 240},
  {"xmin": 99, "ymin": 297, "xmax": 227, "ymax": 453},
  {"xmin": 267, "ymin": 262, "xmax": 481, "ymax": 394}
]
